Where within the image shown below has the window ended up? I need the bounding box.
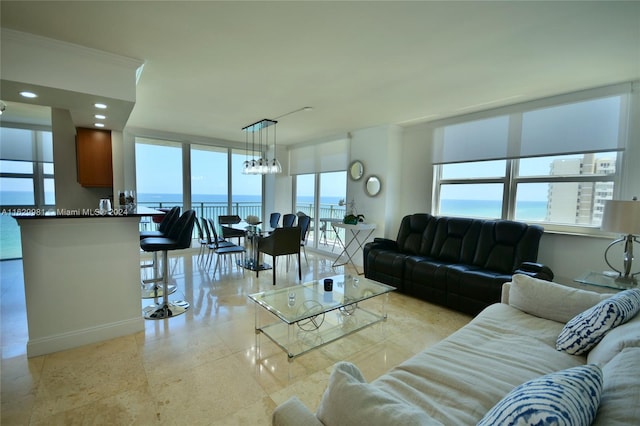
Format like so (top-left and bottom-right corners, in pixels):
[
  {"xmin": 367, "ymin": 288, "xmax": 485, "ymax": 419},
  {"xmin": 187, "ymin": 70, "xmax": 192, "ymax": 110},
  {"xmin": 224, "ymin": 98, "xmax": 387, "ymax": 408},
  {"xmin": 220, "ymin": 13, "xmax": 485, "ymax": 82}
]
[
  {"xmin": 432, "ymin": 83, "xmax": 632, "ymax": 232},
  {"xmin": 231, "ymin": 149, "xmax": 262, "ymax": 219},
  {"xmin": 294, "ymin": 171, "xmax": 347, "ymax": 251},
  {"xmin": 135, "ymin": 138, "xmax": 184, "ymax": 209},
  {"xmin": 191, "ymin": 144, "xmax": 228, "ymax": 220},
  {"xmin": 0, "ymin": 126, "xmax": 55, "ymax": 260},
  {"xmin": 290, "ymin": 137, "xmax": 349, "ymax": 251},
  {"xmin": 135, "ymin": 138, "xmax": 261, "ymax": 230}
]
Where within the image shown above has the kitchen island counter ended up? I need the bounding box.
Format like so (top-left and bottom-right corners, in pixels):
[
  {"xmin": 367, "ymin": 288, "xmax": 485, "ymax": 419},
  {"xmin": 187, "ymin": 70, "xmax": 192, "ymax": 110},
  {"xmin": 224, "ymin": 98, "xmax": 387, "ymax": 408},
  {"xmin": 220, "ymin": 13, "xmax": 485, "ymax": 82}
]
[{"xmin": 13, "ymin": 207, "xmax": 161, "ymax": 357}]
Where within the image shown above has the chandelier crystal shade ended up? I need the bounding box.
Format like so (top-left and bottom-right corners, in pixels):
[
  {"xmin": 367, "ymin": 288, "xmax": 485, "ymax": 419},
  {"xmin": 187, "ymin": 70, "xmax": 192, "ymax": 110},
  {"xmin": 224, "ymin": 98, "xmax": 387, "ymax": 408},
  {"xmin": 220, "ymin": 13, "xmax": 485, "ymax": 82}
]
[{"xmin": 241, "ymin": 118, "xmax": 281, "ymax": 174}]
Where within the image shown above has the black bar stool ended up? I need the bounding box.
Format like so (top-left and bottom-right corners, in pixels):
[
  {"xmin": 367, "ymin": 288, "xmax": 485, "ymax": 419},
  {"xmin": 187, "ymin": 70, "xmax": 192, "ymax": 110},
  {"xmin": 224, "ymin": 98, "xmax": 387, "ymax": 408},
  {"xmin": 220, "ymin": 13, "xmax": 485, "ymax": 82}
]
[
  {"xmin": 141, "ymin": 210, "xmax": 196, "ymax": 320},
  {"xmin": 140, "ymin": 206, "xmax": 180, "ymax": 298}
]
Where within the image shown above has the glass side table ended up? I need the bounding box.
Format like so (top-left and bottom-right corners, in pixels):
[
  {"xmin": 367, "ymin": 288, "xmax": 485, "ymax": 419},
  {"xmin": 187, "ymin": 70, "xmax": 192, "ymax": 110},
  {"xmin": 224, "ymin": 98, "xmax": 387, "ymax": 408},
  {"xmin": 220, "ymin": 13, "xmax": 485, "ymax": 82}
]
[{"xmin": 574, "ymin": 271, "xmax": 638, "ymax": 291}]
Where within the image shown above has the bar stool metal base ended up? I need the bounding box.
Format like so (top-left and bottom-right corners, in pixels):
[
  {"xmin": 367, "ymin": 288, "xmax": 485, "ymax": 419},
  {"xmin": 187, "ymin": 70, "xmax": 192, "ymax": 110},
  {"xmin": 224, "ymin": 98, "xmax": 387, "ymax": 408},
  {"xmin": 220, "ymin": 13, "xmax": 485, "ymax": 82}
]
[
  {"xmin": 143, "ymin": 300, "xmax": 190, "ymax": 320},
  {"xmin": 140, "ymin": 282, "xmax": 177, "ymax": 299}
]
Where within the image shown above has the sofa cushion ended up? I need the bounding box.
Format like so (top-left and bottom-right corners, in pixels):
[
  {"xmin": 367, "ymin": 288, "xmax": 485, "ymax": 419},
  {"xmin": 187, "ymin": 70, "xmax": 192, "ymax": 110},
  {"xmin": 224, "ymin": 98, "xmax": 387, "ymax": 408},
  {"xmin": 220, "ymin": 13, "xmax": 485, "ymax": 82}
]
[
  {"xmin": 588, "ymin": 311, "xmax": 640, "ymax": 365},
  {"xmin": 556, "ymin": 288, "xmax": 640, "ymax": 355},
  {"xmin": 477, "ymin": 364, "xmax": 603, "ymax": 426},
  {"xmin": 316, "ymin": 362, "xmax": 442, "ymax": 426},
  {"xmin": 593, "ymin": 347, "xmax": 640, "ymax": 425},
  {"xmin": 509, "ymin": 274, "xmax": 611, "ymax": 323}
]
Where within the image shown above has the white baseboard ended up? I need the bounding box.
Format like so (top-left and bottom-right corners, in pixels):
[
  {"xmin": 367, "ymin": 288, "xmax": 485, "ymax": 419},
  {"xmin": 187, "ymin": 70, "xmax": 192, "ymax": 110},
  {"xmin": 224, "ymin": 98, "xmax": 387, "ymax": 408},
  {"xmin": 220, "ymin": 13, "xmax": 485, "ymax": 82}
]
[{"xmin": 27, "ymin": 317, "xmax": 144, "ymax": 358}]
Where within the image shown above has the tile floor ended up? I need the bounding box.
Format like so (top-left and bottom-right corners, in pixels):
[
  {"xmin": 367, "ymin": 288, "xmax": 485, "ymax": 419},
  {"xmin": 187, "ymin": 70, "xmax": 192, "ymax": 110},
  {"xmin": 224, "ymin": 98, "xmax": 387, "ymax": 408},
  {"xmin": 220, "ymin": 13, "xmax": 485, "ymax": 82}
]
[{"xmin": 1, "ymin": 248, "xmax": 471, "ymax": 425}]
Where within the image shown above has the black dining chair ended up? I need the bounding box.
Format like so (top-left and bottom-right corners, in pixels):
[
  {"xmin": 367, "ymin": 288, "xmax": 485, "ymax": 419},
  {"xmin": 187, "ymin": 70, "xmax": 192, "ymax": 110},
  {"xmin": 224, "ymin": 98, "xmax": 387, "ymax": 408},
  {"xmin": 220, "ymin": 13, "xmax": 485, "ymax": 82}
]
[
  {"xmin": 297, "ymin": 214, "xmax": 311, "ymax": 265},
  {"xmin": 269, "ymin": 212, "xmax": 281, "ymax": 229},
  {"xmin": 257, "ymin": 226, "xmax": 302, "ymax": 285},
  {"xmin": 208, "ymin": 218, "xmax": 246, "ymax": 276},
  {"xmin": 282, "ymin": 213, "xmax": 296, "ymax": 227},
  {"xmin": 219, "ymin": 215, "xmax": 245, "ymax": 244}
]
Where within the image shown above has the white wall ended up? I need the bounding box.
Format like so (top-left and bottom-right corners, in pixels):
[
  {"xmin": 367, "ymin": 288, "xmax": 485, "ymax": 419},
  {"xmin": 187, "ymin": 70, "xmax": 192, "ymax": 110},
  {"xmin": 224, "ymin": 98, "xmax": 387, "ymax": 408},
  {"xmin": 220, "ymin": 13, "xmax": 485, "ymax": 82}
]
[
  {"xmin": 391, "ymin": 87, "xmax": 640, "ymax": 285},
  {"xmin": 52, "ymin": 108, "xmax": 112, "ymax": 210}
]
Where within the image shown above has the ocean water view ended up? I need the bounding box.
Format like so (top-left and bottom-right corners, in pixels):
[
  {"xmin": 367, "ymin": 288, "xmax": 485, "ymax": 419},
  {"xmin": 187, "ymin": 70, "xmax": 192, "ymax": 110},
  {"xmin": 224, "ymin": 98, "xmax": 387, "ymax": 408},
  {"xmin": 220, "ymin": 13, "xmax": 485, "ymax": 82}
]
[{"xmin": 0, "ymin": 191, "xmax": 547, "ymax": 260}]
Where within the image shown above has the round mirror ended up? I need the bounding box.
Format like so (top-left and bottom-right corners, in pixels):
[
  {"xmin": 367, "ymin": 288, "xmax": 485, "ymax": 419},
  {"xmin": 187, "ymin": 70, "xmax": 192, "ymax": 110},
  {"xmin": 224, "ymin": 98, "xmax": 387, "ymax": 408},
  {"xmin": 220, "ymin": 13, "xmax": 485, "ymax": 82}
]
[
  {"xmin": 349, "ymin": 160, "xmax": 364, "ymax": 181},
  {"xmin": 365, "ymin": 175, "xmax": 382, "ymax": 197}
]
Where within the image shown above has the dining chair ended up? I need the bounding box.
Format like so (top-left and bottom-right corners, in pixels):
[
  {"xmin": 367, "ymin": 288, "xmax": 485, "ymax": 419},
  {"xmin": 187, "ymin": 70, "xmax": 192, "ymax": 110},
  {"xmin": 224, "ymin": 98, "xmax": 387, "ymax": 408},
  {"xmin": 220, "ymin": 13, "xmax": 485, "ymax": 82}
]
[
  {"xmin": 282, "ymin": 213, "xmax": 296, "ymax": 227},
  {"xmin": 219, "ymin": 215, "xmax": 245, "ymax": 244},
  {"xmin": 297, "ymin": 214, "xmax": 311, "ymax": 264},
  {"xmin": 208, "ymin": 218, "xmax": 245, "ymax": 276},
  {"xmin": 257, "ymin": 226, "xmax": 302, "ymax": 285},
  {"xmin": 193, "ymin": 215, "xmax": 208, "ymax": 262},
  {"xmin": 269, "ymin": 212, "xmax": 281, "ymax": 229}
]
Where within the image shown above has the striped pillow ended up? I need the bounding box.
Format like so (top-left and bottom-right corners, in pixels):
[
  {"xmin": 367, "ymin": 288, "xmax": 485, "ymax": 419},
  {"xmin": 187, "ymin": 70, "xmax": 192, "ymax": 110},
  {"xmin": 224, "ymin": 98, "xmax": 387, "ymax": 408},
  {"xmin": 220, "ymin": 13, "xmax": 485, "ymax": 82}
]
[
  {"xmin": 556, "ymin": 288, "xmax": 640, "ymax": 355},
  {"xmin": 477, "ymin": 364, "xmax": 603, "ymax": 426}
]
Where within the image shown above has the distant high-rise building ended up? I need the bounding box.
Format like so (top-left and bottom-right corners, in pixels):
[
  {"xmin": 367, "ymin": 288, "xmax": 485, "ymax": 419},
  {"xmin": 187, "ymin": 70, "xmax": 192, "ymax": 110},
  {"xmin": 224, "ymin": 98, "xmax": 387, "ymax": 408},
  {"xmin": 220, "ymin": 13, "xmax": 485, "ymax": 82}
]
[{"xmin": 546, "ymin": 154, "xmax": 615, "ymax": 225}]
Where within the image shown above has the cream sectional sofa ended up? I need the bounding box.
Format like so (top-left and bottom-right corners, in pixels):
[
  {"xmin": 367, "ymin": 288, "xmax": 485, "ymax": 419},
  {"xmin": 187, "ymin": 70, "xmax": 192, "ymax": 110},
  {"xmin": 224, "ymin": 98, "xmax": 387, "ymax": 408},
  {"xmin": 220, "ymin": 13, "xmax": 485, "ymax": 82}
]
[{"xmin": 272, "ymin": 275, "xmax": 640, "ymax": 425}]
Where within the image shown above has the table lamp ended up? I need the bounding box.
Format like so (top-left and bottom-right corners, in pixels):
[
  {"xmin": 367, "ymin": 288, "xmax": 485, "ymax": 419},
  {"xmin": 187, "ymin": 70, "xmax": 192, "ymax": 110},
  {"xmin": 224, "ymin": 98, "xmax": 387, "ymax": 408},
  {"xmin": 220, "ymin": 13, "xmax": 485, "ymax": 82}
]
[{"xmin": 601, "ymin": 198, "xmax": 640, "ymax": 283}]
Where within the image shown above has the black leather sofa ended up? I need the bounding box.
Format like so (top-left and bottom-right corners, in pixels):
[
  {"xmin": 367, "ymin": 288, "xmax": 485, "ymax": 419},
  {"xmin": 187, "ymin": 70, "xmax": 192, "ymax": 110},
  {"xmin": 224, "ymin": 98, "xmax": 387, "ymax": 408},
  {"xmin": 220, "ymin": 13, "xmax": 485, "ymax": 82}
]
[{"xmin": 363, "ymin": 214, "xmax": 553, "ymax": 316}]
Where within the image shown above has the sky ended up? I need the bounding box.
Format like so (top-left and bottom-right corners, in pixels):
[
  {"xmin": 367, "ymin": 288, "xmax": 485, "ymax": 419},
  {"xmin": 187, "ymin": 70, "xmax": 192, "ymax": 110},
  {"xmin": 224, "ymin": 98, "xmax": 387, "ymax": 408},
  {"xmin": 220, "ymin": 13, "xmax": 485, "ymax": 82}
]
[{"xmin": 135, "ymin": 142, "xmax": 346, "ymax": 197}]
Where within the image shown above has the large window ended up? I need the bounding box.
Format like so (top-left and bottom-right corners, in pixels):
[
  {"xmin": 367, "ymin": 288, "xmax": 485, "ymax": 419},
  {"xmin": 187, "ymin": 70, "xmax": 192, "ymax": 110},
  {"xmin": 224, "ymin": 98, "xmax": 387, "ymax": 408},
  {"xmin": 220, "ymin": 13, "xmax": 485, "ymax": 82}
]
[
  {"xmin": 231, "ymin": 149, "xmax": 262, "ymax": 219},
  {"xmin": 0, "ymin": 126, "xmax": 55, "ymax": 260},
  {"xmin": 433, "ymin": 83, "xmax": 632, "ymax": 232},
  {"xmin": 294, "ymin": 171, "xmax": 347, "ymax": 252},
  {"xmin": 191, "ymin": 144, "xmax": 228, "ymax": 220},
  {"xmin": 135, "ymin": 138, "xmax": 261, "ymax": 229},
  {"xmin": 135, "ymin": 138, "xmax": 183, "ymax": 208}
]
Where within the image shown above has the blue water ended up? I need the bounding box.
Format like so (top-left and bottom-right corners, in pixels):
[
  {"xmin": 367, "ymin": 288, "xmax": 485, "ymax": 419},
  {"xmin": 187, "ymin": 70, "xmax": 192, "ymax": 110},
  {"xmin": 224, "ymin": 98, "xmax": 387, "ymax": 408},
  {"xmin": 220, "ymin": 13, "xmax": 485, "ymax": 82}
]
[
  {"xmin": 0, "ymin": 191, "xmax": 546, "ymax": 260},
  {"xmin": 441, "ymin": 199, "xmax": 547, "ymax": 221}
]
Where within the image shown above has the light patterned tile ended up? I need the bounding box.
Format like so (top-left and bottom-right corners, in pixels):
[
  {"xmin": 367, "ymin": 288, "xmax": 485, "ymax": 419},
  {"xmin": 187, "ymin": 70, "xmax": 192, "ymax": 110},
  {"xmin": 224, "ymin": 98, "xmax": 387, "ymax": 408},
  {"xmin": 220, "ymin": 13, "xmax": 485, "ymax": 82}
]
[{"xmin": 2, "ymin": 251, "xmax": 470, "ymax": 425}]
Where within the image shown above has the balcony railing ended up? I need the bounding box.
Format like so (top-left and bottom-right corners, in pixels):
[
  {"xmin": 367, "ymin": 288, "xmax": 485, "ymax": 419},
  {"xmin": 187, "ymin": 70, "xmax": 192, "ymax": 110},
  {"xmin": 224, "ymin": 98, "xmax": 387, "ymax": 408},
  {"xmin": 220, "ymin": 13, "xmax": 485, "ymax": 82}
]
[{"xmin": 139, "ymin": 200, "xmax": 346, "ymax": 250}]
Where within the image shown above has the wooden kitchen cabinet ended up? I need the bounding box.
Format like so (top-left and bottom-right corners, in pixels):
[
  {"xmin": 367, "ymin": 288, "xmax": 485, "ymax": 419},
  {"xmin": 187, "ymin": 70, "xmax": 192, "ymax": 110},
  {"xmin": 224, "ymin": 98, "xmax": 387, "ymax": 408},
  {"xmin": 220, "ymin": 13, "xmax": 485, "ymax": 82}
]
[{"xmin": 76, "ymin": 127, "xmax": 113, "ymax": 187}]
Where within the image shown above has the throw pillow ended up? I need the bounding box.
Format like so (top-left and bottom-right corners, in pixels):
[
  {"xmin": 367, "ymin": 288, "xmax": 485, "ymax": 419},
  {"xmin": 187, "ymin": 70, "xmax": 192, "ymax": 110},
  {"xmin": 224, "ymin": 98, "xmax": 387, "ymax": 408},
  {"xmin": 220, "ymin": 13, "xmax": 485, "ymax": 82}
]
[
  {"xmin": 477, "ymin": 364, "xmax": 603, "ymax": 426},
  {"xmin": 587, "ymin": 310, "xmax": 640, "ymax": 365},
  {"xmin": 316, "ymin": 361, "xmax": 442, "ymax": 426},
  {"xmin": 556, "ymin": 288, "xmax": 640, "ymax": 355},
  {"xmin": 509, "ymin": 274, "xmax": 610, "ymax": 323}
]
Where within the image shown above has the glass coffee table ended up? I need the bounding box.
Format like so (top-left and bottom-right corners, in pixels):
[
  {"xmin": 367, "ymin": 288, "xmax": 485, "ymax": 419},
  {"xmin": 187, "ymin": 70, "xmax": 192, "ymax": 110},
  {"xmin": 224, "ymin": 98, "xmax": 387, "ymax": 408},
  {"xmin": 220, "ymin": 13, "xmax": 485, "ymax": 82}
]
[{"xmin": 249, "ymin": 274, "xmax": 395, "ymax": 360}]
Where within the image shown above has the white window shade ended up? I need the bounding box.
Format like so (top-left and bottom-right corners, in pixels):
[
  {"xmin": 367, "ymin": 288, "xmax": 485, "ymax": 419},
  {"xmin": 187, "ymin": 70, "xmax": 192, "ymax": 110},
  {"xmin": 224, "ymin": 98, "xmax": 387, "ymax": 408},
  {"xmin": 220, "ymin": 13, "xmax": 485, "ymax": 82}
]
[
  {"xmin": 432, "ymin": 82, "xmax": 632, "ymax": 165},
  {"xmin": 433, "ymin": 115, "xmax": 509, "ymax": 164},
  {"xmin": 0, "ymin": 127, "xmax": 53, "ymax": 163},
  {"xmin": 520, "ymin": 96, "xmax": 624, "ymax": 158},
  {"xmin": 289, "ymin": 137, "xmax": 348, "ymax": 175}
]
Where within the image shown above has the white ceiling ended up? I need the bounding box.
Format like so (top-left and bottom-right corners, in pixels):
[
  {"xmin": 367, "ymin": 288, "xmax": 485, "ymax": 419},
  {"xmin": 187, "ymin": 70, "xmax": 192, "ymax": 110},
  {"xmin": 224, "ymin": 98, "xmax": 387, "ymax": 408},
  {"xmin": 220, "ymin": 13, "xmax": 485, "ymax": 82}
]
[{"xmin": 1, "ymin": 1, "xmax": 639, "ymax": 146}]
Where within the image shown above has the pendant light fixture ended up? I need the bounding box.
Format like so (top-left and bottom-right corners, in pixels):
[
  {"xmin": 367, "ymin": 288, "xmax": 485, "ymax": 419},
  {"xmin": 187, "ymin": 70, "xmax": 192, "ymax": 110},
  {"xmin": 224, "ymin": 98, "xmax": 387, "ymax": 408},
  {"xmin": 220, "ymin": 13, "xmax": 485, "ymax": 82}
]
[{"xmin": 242, "ymin": 118, "xmax": 281, "ymax": 174}]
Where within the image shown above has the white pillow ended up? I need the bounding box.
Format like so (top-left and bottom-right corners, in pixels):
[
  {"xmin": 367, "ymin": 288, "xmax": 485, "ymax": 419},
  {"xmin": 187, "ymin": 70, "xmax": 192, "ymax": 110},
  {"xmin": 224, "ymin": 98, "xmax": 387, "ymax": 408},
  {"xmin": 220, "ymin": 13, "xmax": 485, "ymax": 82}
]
[
  {"xmin": 509, "ymin": 274, "xmax": 610, "ymax": 323},
  {"xmin": 556, "ymin": 288, "xmax": 640, "ymax": 355},
  {"xmin": 592, "ymin": 347, "xmax": 640, "ymax": 425},
  {"xmin": 316, "ymin": 362, "xmax": 442, "ymax": 426},
  {"xmin": 477, "ymin": 364, "xmax": 603, "ymax": 426},
  {"xmin": 588, "ymin": 311, "xmax": 640, "ymax": 365}
]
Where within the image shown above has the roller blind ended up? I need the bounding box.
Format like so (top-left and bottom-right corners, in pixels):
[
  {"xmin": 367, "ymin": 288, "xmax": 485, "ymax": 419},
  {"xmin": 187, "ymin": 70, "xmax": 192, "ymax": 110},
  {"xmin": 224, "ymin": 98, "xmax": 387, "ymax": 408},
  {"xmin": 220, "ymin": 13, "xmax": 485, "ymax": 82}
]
[
  {"xmin": 432, "ymin": 82, "xmax": 632, "ymax": 165},
  {"xmin": 0, "ymin": 127, "xmax": 53, "ymax": 163},
  {"xmin": 289, "ymin": 137, "xmax": 348, "ymax": 175}
]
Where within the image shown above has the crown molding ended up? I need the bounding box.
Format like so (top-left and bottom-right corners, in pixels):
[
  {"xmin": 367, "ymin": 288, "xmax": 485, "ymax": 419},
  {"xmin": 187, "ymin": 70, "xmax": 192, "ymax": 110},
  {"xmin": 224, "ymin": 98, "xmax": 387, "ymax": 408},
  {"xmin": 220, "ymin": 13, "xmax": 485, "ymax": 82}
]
[{"xmin": 1, "ymin": 28, "xmax": 144, "ymax": 72}]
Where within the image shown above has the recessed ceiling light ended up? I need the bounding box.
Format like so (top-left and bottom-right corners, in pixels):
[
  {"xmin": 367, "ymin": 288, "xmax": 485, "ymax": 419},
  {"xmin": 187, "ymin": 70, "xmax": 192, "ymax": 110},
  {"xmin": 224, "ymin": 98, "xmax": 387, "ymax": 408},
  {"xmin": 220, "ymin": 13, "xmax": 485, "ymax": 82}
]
[
  {"xmin": 20, "ymin": 91, "xmax": 38, "ymax": 98},
  {"xmin": 94, "ymin": 103, "xmax": 107, "ymax": 109},
  {"xmin": 94, "ymin": 114, "xmax": 106, "ymax": 120},
  {"xmin": 94, "ymin": 123, "xmax": 105, "ymax": 128}
]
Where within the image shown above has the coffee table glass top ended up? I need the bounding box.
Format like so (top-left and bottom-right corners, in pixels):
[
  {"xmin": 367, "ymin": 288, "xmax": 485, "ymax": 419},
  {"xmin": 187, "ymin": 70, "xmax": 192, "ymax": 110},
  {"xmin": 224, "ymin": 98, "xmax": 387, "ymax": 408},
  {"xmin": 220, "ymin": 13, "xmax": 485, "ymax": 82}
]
[{"xmin": 249, "ymin": 275, "xmax": 395, "ymax": 324}]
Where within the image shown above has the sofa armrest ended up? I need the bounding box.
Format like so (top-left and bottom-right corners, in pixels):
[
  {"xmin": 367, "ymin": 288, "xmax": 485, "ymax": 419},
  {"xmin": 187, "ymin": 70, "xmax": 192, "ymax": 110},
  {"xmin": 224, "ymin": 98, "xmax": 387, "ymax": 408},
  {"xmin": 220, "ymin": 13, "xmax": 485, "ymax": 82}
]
[
  {"xmin": 272, "ymin": 397, "xmax": 323, "ymax": 426},
  {"xmin": 369, "ymin": 237, "xmax": 398, "ymax": 250},
  {"xmin": 501, "ymin": 282, "xmax": 512, "ymax": 304},
  {"xmin": 514, "ymin": 262, "xmax": 554, "ymax": 281}
]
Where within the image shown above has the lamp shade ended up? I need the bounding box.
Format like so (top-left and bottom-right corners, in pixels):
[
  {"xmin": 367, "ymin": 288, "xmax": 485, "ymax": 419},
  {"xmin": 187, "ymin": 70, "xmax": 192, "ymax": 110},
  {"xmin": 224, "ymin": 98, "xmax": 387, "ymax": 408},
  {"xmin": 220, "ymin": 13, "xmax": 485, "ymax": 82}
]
[{"xmin": 601, "ymin": 200, "xmax": 640, "ymax": 235}]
